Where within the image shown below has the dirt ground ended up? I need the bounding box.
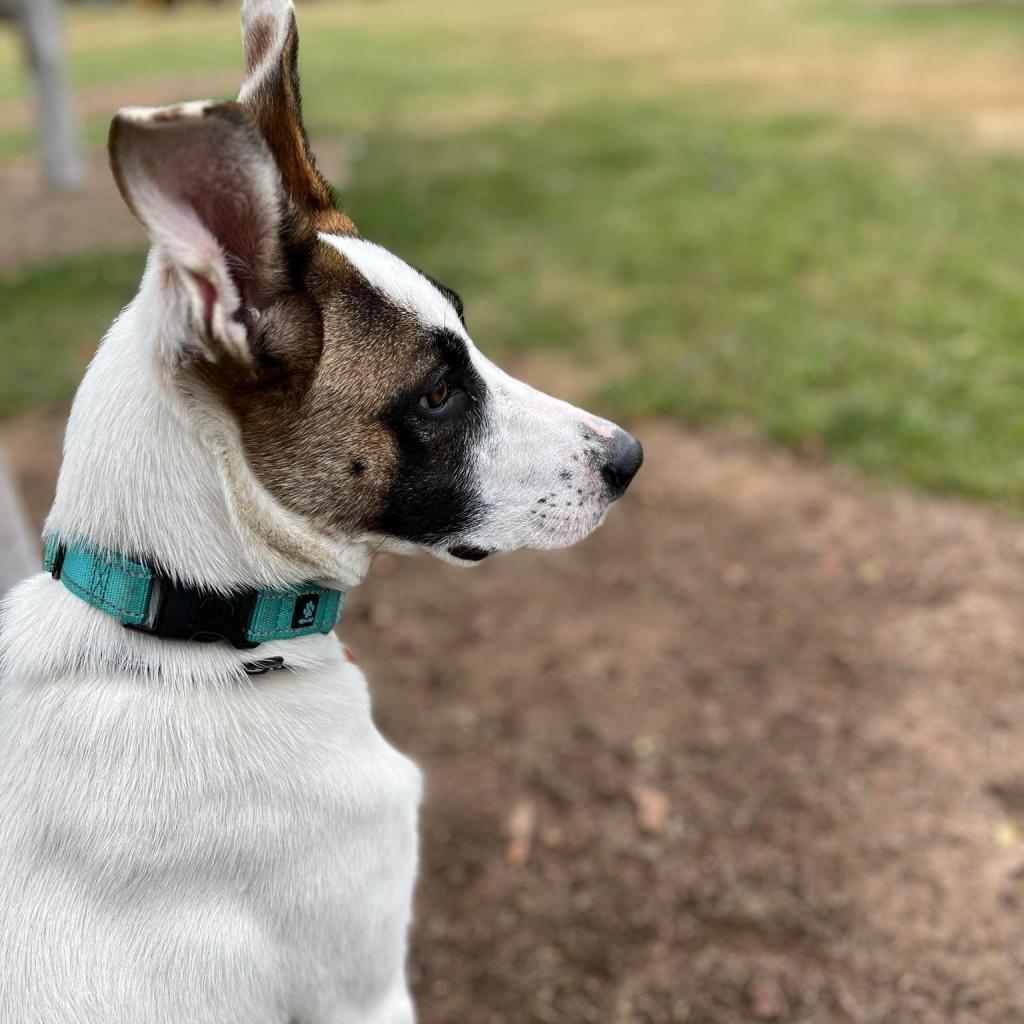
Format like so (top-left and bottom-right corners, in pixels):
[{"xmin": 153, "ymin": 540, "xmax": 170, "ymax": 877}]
[{"xmin": 5, "ymin": 403, "xmax": 1024, "ymax": 1024}]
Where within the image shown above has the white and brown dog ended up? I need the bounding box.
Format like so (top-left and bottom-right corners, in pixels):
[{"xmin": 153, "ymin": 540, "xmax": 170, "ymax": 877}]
[{"xmin": 0, "ymin": 2, "xmax": 641, "ymax": 1021}]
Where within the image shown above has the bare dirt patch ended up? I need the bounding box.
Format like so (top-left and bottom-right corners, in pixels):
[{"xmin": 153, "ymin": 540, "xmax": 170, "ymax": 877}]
[{"xmin": 5, "ymin": 403, "xmax": 1024, "ymax": 1024}]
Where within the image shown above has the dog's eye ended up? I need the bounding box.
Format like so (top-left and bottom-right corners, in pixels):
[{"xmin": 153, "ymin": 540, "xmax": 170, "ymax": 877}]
[{"xmin": 419, "ymin": 381, "xmax": 450, "ymax": 411}]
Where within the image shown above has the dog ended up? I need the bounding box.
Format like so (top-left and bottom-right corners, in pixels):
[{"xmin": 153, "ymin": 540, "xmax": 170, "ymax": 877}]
[{"xmin": 0, "ymin": 2, "xmax": 642, "ymax": 1021}]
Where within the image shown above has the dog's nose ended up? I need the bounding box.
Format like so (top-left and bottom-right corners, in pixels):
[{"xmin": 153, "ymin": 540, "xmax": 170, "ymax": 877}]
[{"xmin": 601, "ymin": 429, "xmax": 643, "ymax": 499}]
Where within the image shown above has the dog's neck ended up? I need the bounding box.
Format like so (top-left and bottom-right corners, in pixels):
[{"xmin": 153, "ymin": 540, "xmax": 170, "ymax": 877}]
[
  {"xmin": 0, "ymin": 255, "xmax": 375, "ymax": 688},
  {"xmin": 46, "ymin": 253, "xmax": 374, "ymax": 595}
]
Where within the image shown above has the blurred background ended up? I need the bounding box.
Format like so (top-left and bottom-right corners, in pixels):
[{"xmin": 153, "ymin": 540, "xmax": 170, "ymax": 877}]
[{"xmin": 4, "ymin": 1, "xmax": 1024, "ymax": 1021}]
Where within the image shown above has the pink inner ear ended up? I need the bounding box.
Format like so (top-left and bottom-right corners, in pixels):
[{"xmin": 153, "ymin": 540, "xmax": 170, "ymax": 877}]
[
  {"xmin": 194, "ymin": 191, "xmax": 259, "ymax": 265},
  {"xmin": 119, "ymin": 112, "xmax": 281, "ymax": 316},
  {"xmin": 187, "ymin": 269, "xmax": 218, "ymax": 340},
  {"xmin": 188, "ymin": 188, "xmax": 269, "ymax": 310}
]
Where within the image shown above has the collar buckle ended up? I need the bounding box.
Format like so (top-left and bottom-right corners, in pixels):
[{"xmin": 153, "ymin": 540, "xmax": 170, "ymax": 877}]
[
  {"xmin": 125, "ymin": 575, "xmax": 260, "ymax": 650},
  {"xmin": 48, "ymin": 541, "xmax": 67, "ymax": 581}
]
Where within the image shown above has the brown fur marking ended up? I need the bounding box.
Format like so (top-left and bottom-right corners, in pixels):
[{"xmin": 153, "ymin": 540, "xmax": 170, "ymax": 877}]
[
  {"xmin": 215, "ymin": 239, "xmax": 438, "ymax": 537},
  {"xmin": 241, "ymin": 13, "xmax": 356, "ymax": 235},
  {"xmin": 244, "ymin": 17, "xmax": 274, "ymax": 76},
  {"xmin": 210, "ymin": 3, "xmax": 449, "ymax": 536}
]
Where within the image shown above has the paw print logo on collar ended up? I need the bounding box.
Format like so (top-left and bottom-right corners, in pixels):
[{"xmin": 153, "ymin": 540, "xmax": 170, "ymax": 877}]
[{"xmin": 291, "ymin": 592, "xmax": 321, "ymax": 629}]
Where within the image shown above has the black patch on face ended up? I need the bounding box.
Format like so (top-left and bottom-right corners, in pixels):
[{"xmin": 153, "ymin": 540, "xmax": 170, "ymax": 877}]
[
  {"xmin": 373, "ymin": 428, "xmax": 486, "ymax": 544},
  {"xmin": 373, "ymin": 327, "xmax": 489, "ymax": 545}
]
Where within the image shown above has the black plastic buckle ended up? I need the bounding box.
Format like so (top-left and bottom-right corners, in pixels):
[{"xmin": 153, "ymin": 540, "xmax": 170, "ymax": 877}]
[
  {"xmin": 125, "ymin": 575, "xmax": 261, "ymax": 650},
  {"xmin": 50, "ymin": 542, "xmax": 67, "ymax": 581}
]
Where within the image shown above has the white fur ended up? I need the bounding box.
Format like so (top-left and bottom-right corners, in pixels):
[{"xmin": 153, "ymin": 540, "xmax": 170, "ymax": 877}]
[
  {"xmin": 0, "ymin": 249, "xmax": 421, "ymax": 1024},
  {"xmin": 461, "ymin": 359, "xmax": 617, "ymax": 552},
  {"xmin": 0, "ymin": 591, "xmax": 421, "ymax": 1024},
  {"xmin": 324, "ymin": 236, "xmax": 469, "ymax": 340}
]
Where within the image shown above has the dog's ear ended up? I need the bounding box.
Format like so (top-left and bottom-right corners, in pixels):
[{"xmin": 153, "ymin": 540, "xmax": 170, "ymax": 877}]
[
  {"xmin": 238, "ymin": 0, "xmax": 354, "ymax": 234},
  {"xmin": 109, "ymin": 101, "xmax": 292, "ymax": 371}
]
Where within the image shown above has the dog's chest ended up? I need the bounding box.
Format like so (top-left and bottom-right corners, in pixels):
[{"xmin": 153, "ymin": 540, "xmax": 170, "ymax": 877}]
[{"xmin": 0, "ymin": 654, "xmax": 422, "ymax": 1017}]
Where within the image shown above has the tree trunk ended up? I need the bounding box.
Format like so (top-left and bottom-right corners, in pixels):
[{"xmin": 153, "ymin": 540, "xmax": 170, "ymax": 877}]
[{"xmin": 2, "ymin": 0, "xmax": 83, "ymax": 190}]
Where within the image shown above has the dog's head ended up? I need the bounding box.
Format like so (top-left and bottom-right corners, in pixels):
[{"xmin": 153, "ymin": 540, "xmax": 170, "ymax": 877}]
[{"xmin": 107, "ymin": 0, "xmax": 641, "ymax": 568}]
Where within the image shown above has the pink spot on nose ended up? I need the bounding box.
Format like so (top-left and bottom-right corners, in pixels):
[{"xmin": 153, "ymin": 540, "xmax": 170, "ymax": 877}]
[{"xmin": 581, "ymin": 417, "xmax": 615, "ymax": 439}]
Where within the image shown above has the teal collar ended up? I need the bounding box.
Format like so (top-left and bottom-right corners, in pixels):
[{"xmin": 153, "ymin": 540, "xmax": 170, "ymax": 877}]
[{"xmin": 44, "ymin": 536, "xmax": 345, "ymax": 651}]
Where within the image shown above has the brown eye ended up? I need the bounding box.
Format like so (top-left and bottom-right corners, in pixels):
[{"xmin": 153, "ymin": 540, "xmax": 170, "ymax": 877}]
[{"xmin": 420, "ymin": 380, "xmax": 450, "ymax": 410}]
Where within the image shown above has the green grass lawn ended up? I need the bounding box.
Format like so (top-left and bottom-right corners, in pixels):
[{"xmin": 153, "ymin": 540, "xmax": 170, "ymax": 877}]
[{"xmin": 5, "ymin": 0, "xmax": 1024, "ymax": 505}]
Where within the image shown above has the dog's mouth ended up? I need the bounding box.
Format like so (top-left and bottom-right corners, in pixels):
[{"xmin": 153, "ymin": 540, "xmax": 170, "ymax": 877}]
[{"xmin": 446, "ymin": 544, "xmax": 492, "ymax": 562}]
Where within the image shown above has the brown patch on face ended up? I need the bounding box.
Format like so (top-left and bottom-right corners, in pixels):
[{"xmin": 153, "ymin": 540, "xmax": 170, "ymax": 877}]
[
  {"xmin": 240, "ymin": 11, "xmax": 356, "ymax": 235},
  {"xmin": 214, "ymin": 238, "xmax": 439, "ymax": 537}
]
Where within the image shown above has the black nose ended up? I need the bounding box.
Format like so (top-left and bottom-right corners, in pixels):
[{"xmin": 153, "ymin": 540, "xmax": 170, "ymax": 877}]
[{"xmin": 601, "ymin": 430, "xmax": 643, "ymax": 499}]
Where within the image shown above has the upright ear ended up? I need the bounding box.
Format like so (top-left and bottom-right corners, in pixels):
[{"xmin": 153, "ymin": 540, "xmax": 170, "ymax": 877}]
[
  {"xmin": 109, "ymin": 101, "xmax": 290, "ymax": 370},
  {"xmin": 238, "ymin": 0, "xmax": 354, "ymax": 234}
]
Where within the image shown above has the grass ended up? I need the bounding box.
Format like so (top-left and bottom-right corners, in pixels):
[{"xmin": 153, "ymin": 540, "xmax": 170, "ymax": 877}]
[
  {"xmin": 0, "ymin": 252, "xmax": 141, "ymax": 417},
  {"xmin": 347, "ymin": 95, "xmax": 1024, "ymax": 503},
  {"xmin": 4, "ymin": 0, "xmax": 1024, "ymax": 505},
  {"xmin": 822, "ymin": 0, "xmax": 1024, "ymax": 38}
]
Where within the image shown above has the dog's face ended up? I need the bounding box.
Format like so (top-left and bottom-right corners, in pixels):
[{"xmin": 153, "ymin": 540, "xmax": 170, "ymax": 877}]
[{"xmin": 108, "ymin": 0, "xmax": 640, "ymax": 565}]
